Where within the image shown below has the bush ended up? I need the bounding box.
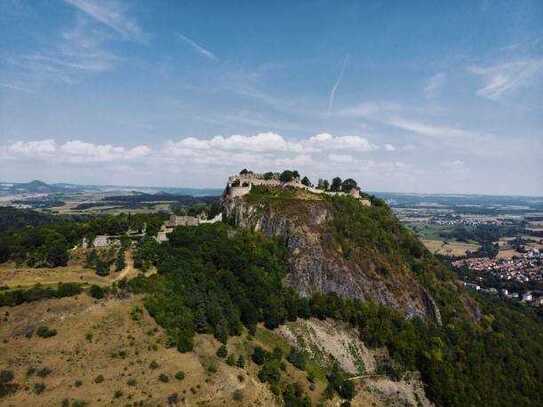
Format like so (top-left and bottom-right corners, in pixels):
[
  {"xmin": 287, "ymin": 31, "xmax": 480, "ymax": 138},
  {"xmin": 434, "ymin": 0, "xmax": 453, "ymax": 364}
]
[
  {"xmin": 167, "ymin": 393, "xmax": 179, "ymax": 405},
  {"xmin": 159, "ymin": 373, "xmax": 169, "ymax": 383},
  {"xmin": 287, "ymin": 349, "xmax": 306, "ymax": 370},
  {"xmin": 33, "ymin": 382, "xmax": 46, "ymax": 394},
  {"xmin": 226, "ymin": 354, "xmax": 236, "ymax": 366},
  {"xmin": 127, "ymin": 378, "xmax": 137, "ymax": 386},
  {"xmin": 89, "ymin": 285, "xmax": 105, "ymax": 299},
  {"xmin": 252, "ymin": 346, "xmax": 267, "ymax": 365},
  {"xmin": 174, "ymin": 371, "xmax": 185, "ymax": 381},
  {"xmin": 207, "ymin": 361, "xmax": 217, "ymax": 373},
  {"xmin": 216, "ymin": 345, "xmax": 228, "ymax": 358},
  {"xmin": 258, "ymin": 361, "xmax": 281, "ymax": 384},
  {"xmin": 113, "ymin": 390, "xmax": 123, "ymax": 398},
  {"xmin": 37, "ymin": 367, "xmax": 52, "ymax": 377},
  {"xmin": 36, "ymin": 325, "xmax": 57, "ymax": 338},
  {"xmin": 95, "ymin": 259, "xmax": 110, "ymax": 276},
  {"xmin": 0, "ymin": 370, "xmax": 14, "ymax": 384},
  {"xmin": 236, "ymin": 355, "xmax": 245, "ymax": 368},
  {"xmin": 233, "ymin": 389, "xmax": 244, "ymax": 401},
  {"xmin": 94, "ymin": 374, "xmax": 104, "ymax": 383},
  {"xmin": 149, "ymin": 360, "xmax": 159, "ymax": 369},
  {"xmin": 74, "ymin": 380, "xmax": 82, "ymax": 387}
]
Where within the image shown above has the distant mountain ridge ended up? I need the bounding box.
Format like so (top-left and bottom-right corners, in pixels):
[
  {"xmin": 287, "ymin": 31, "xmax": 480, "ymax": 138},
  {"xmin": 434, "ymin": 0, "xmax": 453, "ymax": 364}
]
[{"xmin": 0, "ymin": 180, "xmax": 223, "ymax": 197}]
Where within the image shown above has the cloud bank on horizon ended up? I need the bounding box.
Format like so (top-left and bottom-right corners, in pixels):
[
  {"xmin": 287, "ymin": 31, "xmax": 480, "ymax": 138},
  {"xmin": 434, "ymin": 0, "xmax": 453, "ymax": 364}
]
[{"xmin": 0, "ymin": 0, "xmax": 542, "ymax": 195}]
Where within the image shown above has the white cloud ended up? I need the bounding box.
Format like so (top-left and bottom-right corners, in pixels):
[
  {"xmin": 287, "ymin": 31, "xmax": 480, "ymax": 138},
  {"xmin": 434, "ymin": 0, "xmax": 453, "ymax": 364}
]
[
  {"xmin": 63, "ymin": 0, "xmax": 144, "ymax": 41},
  {"xmin": 305, "ymin": 133, "xmax": 377, "ymax": 152},
  {"xmin": 441, "ymin": 159, "xmax": 464, "ymax": 169},
  {"xmin": 9, "ymin": 140, "xmax": 57, "ymax": 157},
  {"xmin": 424, "ymin": 72, "xmax": 446, "ymax": 99},
  {"xmin": 384, "ymin": 144, "xmax": 396, "ymax": 151},
  {"xmin": 328, "ymin": 153, "xmax": 353, "ymax": 163},
  {"xmin": 177, "ymin": 33, "xmax": 218, "ymax": 61},
  {"xmin": 468, "ymin": 59, "xmax": 543, "ymax": 100},
  {"xmin": 4, "ymin": 140, "xmax": 150, "ymax": 163}
]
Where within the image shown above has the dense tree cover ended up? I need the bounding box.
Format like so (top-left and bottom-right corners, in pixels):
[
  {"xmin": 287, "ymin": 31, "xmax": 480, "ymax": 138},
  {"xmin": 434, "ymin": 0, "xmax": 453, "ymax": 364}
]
[
  {"xmin": 0, "ymin": 208, "xmax": 166, "ymax": 267},
  {"xmin": 138, "ymin": 201, "xmax": 543, "ymax": 406},
  {"xmin": 143, "ymin": 224, "xmax": 291, "ymax": 351},
  {"xmin": 440, "ymin": 224, "xmax": 523, "ymax": 245},
  {"xmin": 0, "ymin": 283, "xmax": 82, "ymax": 307},
  {"xmin": 0, "ymin": 207, "xmax": 60, "ymax": 232}
]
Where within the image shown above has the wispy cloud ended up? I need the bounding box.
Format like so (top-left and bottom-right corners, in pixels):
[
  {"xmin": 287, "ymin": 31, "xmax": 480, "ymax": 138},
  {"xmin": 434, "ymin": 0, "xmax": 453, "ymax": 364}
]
[
  {"xmin": 177, "ymin": 33, "xmax": 218, "ymax": 61},
  {"xmin": 468, "ymin": 59, "xmax": 543, "ymax": 100},
  {"xmin": 386, "ymin": 117, "xmax": 472, "ymax": 139},
  {"xmin": 327, "ymin": 55, "xmax": 349, "ymax": 114},
  {"xmin": 0, "ymin": 81, "xmax": 34, "ymax": 94},
  {"xmin": 63, "ymin": 0, "xmax": 144, "ymax": 41},
  {"xmin": 423, "ymin": 72, "xmax": 446, "ymax": 99},
  {"xmin": 4, "ymin": 16, "xmax": 120, "ymax": 86}
]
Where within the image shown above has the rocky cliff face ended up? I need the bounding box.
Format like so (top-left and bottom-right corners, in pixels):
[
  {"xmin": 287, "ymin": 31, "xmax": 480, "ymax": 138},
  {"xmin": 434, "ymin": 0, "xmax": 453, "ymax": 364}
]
[{"xmin": 222, "ymin": 193, "xmax": 441, "ymax": 323}]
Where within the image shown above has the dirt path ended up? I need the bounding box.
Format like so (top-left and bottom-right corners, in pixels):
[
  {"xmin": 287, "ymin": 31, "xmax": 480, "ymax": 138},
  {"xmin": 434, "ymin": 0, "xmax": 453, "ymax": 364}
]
[{"xmin": 113, "ymin": 249, "xmax": 136, "ymax": 281}]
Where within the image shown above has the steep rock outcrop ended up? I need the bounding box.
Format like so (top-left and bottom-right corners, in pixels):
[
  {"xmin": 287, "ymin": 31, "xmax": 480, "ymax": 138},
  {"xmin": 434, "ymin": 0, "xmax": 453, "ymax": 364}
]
[{"xmin": 223, "ymin": 194, "xmax": 441, "ymax": 322}]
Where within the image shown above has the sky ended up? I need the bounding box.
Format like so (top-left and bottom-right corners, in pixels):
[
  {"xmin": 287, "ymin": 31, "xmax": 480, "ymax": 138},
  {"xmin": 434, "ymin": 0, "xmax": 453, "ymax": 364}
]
[{"xmin": 0, "ymin": 0, "xmax": 542, "ymax": 195}]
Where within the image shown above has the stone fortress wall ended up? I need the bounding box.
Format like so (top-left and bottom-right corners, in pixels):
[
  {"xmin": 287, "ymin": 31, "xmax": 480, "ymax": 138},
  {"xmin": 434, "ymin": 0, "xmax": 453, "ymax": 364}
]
[{"xmin": 224, "ymin": 172, "xmax": 371, "ymax": 206}]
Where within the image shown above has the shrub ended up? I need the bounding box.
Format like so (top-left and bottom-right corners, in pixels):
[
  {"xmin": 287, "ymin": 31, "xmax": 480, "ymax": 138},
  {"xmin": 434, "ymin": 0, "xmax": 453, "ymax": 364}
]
[
  {"xmin": 226, "ymin": 354, "xmax": 236, "ymax": 366},
  {"xmin": 232, "ymin": 389, "xmax": 244, "ymax": 401},
  {"xmin": 287, "ymin": 349, "xmax": 306, "ymax": 370},
  {"xmin": 127, "ymin": 378, "xmax": 137, "ymax": 386},
  {"xmin": 252, "ymin": 346, "xmax": 267, "ymax": 365},
  {"xmin": 113, "ymin": 390, "xmax": 123, "ymax": 398},
  {"xmin": 36, "ymin": 325, "xmax": 57, "ymax": 338},
  {"xmin": 95, "ymin": 259, "xmax": 110, "ymax": 276},
  {"xmin": 236, "ymin": 355, "xmax": 245, "ymax": 368},
  {"xmin": 174, "ymin": 371, "xmax": 185, "ymax": 381},
  {"xmin": 216, "ymin": 345, "xmax": 227, "ymax": 358},
  {"xmin": 258, "ymin": 360, "xmax": 282, "ymax": 384},
  {"xmin": 130, "ymin": 305, "xmax": 143, "ymax": 321},
  {"xmin": 89, "ymin": 285, "xmax": 105, "ymax": 299},
  {"xmin": 94, "ymin": 374, "xmax": 104, "ymax": 383},
  {"xmin": 149, "ymin": 360, "xmax": 159, "ymax": 369},
  {"xmin": 37, "ymin": 367, "xmax": 52, "ymax": 377},
  {"xmin": 0, "ymin": 370, "xmax": 14, "ymax": 384},
  {"xmin": 207, "ymin": 361, "xmax": 217, "ymax": 373},
  {"xmin": 74, "ymin": 380, "xmax": 82, "ymax": 387},
  {"xmin": 33, "ymin": 382, "xmax": 46, "ymax": 394},
  {"xmin": 159, "ymin": 373, "xmax": 169, "ymax": 383},
  {"xmin": 167, "ymin": 393, "xmax": 178, "ymax": 405}
]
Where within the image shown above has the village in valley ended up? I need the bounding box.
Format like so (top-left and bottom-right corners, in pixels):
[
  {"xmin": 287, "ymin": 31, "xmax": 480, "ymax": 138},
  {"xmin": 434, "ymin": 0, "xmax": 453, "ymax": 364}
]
[{"xmin": 380, "ymin": 192, "xmax": 543, "ymax": 307}]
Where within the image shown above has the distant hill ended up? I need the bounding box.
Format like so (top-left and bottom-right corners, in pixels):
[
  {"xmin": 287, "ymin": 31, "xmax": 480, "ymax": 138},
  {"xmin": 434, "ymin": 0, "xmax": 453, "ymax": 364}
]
[
  {"xmin": 0, "ymin": 180, "xmax": 222, "ymax": 197},
  {"xmin": 0, "ymin": 180, "xmax": 88, "ymax": 194}
]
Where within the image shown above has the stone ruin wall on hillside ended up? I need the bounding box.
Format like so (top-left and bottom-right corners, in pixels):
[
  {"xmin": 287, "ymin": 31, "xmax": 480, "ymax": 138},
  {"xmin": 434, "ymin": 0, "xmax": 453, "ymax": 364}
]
[{"xmin": 224, "ymin": 173, "xmax": 370, "ymax": 206}]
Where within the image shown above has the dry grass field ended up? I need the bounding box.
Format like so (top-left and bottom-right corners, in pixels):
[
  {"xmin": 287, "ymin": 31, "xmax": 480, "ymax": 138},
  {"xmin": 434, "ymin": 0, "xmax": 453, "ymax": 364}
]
[
  {"xmin": 421, "ymin": 239, "xmax": 480, "ymax": 257},
  {"xmin": 0, "ymin": 292, "xmax": 430, "ymax": 407},
  {"xmin": 0, "ymin": 294, "xmax": 279, "ymax": 406},
  {"xmin": 0, "ymin": 250, "xmax": 137, "ymax": 290}
]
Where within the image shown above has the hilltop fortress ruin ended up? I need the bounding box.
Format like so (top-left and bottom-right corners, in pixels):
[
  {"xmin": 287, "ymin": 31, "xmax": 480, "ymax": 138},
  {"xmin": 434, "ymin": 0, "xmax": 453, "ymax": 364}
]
[{"xmin": 224, "ymin": 170, "xmax": 371, "ymax": 206}]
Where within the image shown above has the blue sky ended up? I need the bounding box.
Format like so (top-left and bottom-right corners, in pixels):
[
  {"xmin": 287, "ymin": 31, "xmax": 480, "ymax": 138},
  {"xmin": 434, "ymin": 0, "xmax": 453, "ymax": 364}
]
[{"xmin": 1, "ymin": 0, "xmax": 542, "ymax": 194}]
